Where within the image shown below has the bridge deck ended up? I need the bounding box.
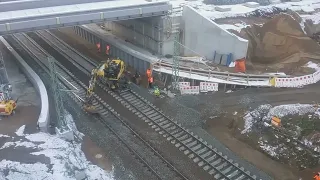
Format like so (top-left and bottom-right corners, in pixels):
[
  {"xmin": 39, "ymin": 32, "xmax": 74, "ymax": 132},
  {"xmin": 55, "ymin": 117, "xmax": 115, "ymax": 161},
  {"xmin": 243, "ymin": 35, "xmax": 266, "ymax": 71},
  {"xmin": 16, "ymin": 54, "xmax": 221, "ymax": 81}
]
[{"xmin": 0, "ymin": 0, "xmax": 171, "ymax": 35}]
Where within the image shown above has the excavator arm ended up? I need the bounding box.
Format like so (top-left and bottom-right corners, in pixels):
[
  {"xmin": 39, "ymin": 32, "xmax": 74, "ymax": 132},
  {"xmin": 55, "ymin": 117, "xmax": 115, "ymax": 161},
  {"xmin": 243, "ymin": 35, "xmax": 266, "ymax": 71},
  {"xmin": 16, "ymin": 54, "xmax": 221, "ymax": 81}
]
[{"xmin": 83, "ymin": 64, "xmax": 106, "ymax": 113}]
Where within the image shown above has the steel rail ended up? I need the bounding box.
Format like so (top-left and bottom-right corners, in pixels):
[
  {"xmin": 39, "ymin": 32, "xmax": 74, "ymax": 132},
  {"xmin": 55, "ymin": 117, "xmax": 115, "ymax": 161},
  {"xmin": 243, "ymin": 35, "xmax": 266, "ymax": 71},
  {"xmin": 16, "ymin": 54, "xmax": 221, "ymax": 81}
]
[
  {"xmin": 34, "ymin": 30, "xmax": 270, "ymax": 180},
  {"xmin": 10, "ymin": 33, "xmax": 186, "ymax": 180},
  {"xmin": 34, "ymin": 29, "xmax": 190, "ymax": 180}
]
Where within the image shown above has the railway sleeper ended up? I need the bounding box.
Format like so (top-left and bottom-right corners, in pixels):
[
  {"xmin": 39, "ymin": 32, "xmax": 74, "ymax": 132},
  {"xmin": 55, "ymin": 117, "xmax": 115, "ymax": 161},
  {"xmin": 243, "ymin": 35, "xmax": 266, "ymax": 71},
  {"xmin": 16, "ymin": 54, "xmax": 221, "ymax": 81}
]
[
  {"xmin": 198, "ymin": 161, "xmax": 205, "ymax": 167},
  {"xmin": 206, "ymin": 154, "xmax": 218, "ymax": 163},
  {"xmin": 196, "ymin": 147, "xmax": 208, "ymax": 155},
  {"xmin": 216, "ymin": 161, "xmax": 230, "ymax": 172},
  {"xmin": 173, "ymin": 130, "xmax": 185, "ymax": 138},
  {"xmin": 162, "ymin": 122, "xmax": 173, "ymax": 129},
  {"xmin": 141, "ymin": 106, "xmax": 152, "ymax": 113},
  {"xmin": 148, "ymin": 112, "xmax": 160, "ymax": 119},
  {"xmin": 177, "ymin": 134, "xmax": 188, "ymax": 141},
  {"xmin": 221, "ymin": 165, "xmax": 234, "ymax": 176},
  {"xmin": 191, "ymin": 143, "xmax": 202, "ymax": 152},
  {"xmin": 182, "ymin": 137, "xmax": 193, "ymax": 144},
  {"xmin": 203, "ymin": 165, "xmax": 211, "ymax": 171},
  {"xmin": 166, "ymin": 126, "xmax": 177, "ymax": 133},
  {"xmin": 151, "ymin": 115, "xmax": 163, "ymax": 122},
  {"xmin": 145, "ymin": 110, "xmax": 156, "ymax": 116},
  {"xmin": 186, "ymin": 140, "xmax": 198, "ymax": 148},
  {"xmin": 193, "ymin": 157, "xmax": 200, "ymax": 163},
  {"xmin": 188, "ymin": 153, "xmax": 195, "ymax": 159},
  {"xmin": 213, "ymin": 172, "xmax": 223, "ymax": 179}
]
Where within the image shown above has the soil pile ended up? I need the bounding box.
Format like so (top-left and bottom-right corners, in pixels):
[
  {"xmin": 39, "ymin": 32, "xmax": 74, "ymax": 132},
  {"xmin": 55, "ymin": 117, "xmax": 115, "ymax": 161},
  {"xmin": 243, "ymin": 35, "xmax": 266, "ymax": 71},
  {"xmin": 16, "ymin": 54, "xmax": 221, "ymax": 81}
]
[{"xmin": 242, "ymin": 13, "xmax": 320, "ymax": 67}]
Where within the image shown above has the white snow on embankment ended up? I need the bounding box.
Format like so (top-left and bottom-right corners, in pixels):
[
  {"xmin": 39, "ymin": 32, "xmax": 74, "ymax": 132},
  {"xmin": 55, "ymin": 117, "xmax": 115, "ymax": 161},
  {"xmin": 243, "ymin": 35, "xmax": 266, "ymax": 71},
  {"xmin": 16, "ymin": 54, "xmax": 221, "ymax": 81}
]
[
  {"xmin": 0, "ymin": 114, "xmax": 114, "ymax": 180},
  {"xmin": 171, "ymin": 0, "xmax": 320, "ymax": 19},
  {"xmin": 242, "ymin": 103, "xmax": 317, "ymax": 134},
  {"xmin": 170, "ymin": 0, "xmax": 320, "ymax": 32},
  {"xmin": 304, "ymin": 61, "xmax": 320, "ymax": 71}
]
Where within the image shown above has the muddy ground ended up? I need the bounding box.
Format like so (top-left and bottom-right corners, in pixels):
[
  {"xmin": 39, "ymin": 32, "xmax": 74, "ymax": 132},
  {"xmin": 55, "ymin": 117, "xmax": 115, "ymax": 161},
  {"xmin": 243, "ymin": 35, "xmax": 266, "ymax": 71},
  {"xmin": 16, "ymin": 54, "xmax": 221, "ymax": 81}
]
[{"xmin": 199, "ymin": 87, "xmax": 320, "ymax": 180}]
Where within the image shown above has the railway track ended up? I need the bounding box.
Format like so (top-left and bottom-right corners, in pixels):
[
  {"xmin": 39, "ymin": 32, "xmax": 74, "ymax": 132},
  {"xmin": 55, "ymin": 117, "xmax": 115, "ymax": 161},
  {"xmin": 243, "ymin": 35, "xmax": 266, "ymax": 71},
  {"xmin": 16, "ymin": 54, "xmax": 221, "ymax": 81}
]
[
  {"xmin": 33, "ymin": 29, "xmax": 268, "ymax": 180},
  {"xmin": 9, "ymin": 33, "xmax": 188, "ymax": 180}
]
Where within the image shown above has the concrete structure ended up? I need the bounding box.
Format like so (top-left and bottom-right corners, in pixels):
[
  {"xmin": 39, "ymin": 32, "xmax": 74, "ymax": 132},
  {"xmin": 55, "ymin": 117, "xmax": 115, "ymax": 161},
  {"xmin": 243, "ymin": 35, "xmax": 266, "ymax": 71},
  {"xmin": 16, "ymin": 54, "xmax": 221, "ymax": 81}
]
[
  {"xmin": 74, "ymin": 24, "xmax": 161, "ymax": 73},
  {"xmin": 103, "ymin": 15, "xmax": 180, "ymax": 56},
  {"xmin": 0, "ymin": 0, "xmax": 171, "ymax": 35},
  {"xmin": 0, "ymin": 0, "xmax": 128, "ymax": 12},
  {"xmin": 181, "ymin": 6, "xmax": 248, "ymax": 61},
  {"xmin": 0, "ymin": 37, "xmax": 50, "ymax": 132}
]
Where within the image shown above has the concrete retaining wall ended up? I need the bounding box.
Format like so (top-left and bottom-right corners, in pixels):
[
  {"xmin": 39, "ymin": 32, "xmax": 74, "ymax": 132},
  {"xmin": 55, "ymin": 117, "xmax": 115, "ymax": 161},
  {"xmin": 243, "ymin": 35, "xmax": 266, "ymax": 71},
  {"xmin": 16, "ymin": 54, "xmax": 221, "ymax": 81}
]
[
  {"xmin": 0, "ymin": 37, "xmax": 50, "ymax": 132},
  {"xmin": 181, "ymin": 5, "xmax": 248, "ymax": 61}
]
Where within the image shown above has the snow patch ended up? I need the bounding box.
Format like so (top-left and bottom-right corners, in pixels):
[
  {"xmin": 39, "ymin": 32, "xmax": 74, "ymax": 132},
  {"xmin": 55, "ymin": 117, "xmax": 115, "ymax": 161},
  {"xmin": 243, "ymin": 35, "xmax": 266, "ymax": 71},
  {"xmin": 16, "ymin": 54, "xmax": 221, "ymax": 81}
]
[
  {"xmin": 258, "ymin": 140, "xmax": 278, "ymax": 157},
  {"xmin": 0, "ymin": 134, "xmax": 9, "ymax": 138},
  {"xmin": 15, "ymin": 125, "xmax": 25, "ymax": 136},
  {"xmin": 0, "ymin": 114, "xmax": 114, "ymax": 180},
  {"xmin": 301, "ymin": 12, "xmax": 320, "ymax": 24},
  {"xmin": 266, "ymin": 104, "xmax": 316, "ymax": 118},
  {"xmin": 0, "ymin": 141, "xmax": 37, "ymax": 149},
  {"xmin": 218, "ymin": 22, "xmax": 249, "ymax": 32},
  {"xmin": 304, "ymin": 61, "xmax": 320, "ymax": 71},
  {"xmin": 242, "ymin": 103, "xmax": 317, "ymax": 134}
]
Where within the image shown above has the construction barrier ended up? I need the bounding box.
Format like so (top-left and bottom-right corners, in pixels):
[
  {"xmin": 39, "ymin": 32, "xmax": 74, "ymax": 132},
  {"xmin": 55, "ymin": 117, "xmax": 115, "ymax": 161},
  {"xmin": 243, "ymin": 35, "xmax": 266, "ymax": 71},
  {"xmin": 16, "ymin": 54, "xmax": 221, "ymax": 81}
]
[
  {"xmin": 180, "ymin": 86, "xmax": 200, "ymax": 95},
  {"xmin": 179, "ymin": 82, "xmax": 190, "ymax": 87},
  {"xmin": 313, "ymin": 71, "xmax": 320, "ymax": 83},
  {"xmin": 172, "ymin": 82, "xmax": 190, "ymax": 89},
  {"xmin": 275, "ymin": 74, "xmax": 315, "ymax": 87},
  {"xmin": 200, "ymin": 82, "xmax": 219, "ymax": 92}
]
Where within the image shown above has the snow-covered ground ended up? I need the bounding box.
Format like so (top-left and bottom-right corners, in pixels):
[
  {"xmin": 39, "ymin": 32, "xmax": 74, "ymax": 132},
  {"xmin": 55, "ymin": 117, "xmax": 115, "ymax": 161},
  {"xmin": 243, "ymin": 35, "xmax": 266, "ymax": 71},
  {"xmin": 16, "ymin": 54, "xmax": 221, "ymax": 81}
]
[
  {"xmin": 242, "ymin": 103, "xmax": 317, "ymax": 134},
  {"xmin": 167, "ymin": 0, "xmax": 320, "ymax": 31},
  {"xmin": 0, "ymin": 114, "xmax": 114, "ymax": 180},
  {"xmin": 170, "ymin": 0, "xmax": 320, "ymax": 19},
  {"xmin": 241, "ymin": 103, "xmax": 320, "ymax": 166}
]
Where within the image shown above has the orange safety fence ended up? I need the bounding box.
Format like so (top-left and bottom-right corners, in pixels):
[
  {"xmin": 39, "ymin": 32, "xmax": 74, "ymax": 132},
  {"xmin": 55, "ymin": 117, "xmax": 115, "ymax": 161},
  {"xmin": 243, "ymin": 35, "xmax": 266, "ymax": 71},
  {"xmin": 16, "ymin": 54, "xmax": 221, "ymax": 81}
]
[{"xmin": 235, "ymin": 58, "xmax": 246, "ymax": 73}]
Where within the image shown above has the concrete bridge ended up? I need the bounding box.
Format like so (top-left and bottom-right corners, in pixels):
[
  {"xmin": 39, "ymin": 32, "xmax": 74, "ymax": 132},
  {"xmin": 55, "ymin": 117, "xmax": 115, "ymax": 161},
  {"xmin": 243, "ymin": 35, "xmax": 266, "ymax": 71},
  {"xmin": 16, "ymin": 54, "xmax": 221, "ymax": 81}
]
[{"xmin": 0, "ymin": 0, "xmax": 171, "ymax": 35}]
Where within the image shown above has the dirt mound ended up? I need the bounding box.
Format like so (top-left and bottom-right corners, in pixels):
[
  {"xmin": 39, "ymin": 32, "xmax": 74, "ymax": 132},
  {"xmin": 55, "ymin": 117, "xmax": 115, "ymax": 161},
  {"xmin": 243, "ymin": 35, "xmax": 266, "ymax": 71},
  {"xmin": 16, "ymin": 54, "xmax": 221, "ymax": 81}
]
[{"xmin": 242, "ymin": 13, "xmax": 320, "ymax": 67}]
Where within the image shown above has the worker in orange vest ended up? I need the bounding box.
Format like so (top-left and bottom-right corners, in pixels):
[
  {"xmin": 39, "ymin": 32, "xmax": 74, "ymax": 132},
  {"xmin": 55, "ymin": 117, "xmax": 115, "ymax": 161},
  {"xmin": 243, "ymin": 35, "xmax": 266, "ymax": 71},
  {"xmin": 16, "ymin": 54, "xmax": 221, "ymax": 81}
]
[
  {"xmin": 314, "ymin": 172, "xmax": 320, "ymax": 180},
  {"xmin": 146, "ymin": 68, "xmax": 151, "ymax": 78},
  {"xmin": 148, "ymin": 76, "xmax": 153, "ymax": 89},
  {"xmin": 96, "ymin": 42, "xmax": 101, "ymax": 53},
  {"xmin": 96, "ymin": 42, "xmax": 101, "ymax": 52},
  {"xmin": 106, "ymin": 45, "xmax": 110, "ymax": 56}
]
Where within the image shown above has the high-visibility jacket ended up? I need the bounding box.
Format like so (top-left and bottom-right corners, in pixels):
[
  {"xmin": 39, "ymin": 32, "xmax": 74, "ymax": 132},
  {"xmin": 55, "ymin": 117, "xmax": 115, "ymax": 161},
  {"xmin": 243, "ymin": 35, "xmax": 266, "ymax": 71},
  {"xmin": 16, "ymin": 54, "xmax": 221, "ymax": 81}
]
[
  {"xmin": 106, "ymin": 45, "xmax": 110, "ymax": 55},
  {"xmin": 154, "ymin": 88, "xmax": 160, "ymax": 96},
  {"xmin": 148, "ymin": 77, "xmax": 153, "ymax": 83},
  {"xmin": 96, "ymin": 43, "xmax": 101, "ymax": 52},
  {"xmin": 314, "ymin": 175, "xmax": 320, "ymax": 180},
  {"xmin": 146, "ymin": 69, "xmax": 151, "ymax": 78}
]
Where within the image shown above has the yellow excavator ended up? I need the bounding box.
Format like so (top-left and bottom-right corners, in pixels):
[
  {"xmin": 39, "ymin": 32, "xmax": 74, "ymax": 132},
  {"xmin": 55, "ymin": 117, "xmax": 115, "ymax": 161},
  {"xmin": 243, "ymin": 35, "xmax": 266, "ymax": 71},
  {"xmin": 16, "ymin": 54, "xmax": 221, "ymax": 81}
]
[{"xmin": 83, "ymin": 58, "xmax": 129, "ymax": 113}]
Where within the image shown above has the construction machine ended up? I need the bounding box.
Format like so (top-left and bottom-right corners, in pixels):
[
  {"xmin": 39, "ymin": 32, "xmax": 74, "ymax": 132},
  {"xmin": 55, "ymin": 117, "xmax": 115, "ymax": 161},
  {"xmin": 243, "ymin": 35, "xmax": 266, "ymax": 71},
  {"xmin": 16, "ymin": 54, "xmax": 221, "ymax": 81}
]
[
  {"xmin": 83, "ymin": 58, "xmax": 129, "ymax": 113},
  {"xmin": 0, "ymin": 84, "xmax": 17, "ymax": 116}
]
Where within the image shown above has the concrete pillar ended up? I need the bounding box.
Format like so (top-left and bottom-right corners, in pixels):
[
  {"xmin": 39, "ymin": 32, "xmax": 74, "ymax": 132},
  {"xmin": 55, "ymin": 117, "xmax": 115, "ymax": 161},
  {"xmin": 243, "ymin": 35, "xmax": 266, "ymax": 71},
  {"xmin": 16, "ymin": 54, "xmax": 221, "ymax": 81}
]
[{"xmin": 142, "ymin": 23, "xmax": 145, "ymax": 48}]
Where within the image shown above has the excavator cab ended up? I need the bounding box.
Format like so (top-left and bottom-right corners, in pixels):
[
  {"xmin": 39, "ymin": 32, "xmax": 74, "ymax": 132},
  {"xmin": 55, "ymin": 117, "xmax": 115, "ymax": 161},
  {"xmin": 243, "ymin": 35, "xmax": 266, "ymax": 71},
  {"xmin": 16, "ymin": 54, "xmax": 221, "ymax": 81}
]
[{"xmin": 83, "ymin": 58, "xmax": 129, "ymax": 113}]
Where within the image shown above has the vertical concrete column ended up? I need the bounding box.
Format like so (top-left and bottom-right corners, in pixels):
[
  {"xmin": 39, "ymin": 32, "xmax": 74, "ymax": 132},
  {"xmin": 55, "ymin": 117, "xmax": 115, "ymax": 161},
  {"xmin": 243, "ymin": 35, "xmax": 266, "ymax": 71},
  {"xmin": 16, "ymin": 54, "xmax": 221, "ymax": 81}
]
[{"xmin": 142, "ymin": 23, "xmax": 145, "ymax": 48}]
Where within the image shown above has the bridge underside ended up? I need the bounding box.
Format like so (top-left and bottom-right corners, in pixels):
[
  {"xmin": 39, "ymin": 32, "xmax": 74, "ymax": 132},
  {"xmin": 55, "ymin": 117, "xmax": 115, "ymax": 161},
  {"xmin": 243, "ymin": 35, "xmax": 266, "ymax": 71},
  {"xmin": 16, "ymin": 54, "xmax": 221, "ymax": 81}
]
[{"xmin": 0, "ymin": 0, "xmax": 171, "ymax": 35}]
